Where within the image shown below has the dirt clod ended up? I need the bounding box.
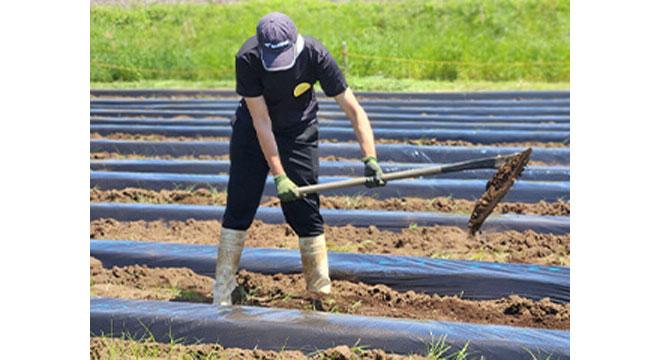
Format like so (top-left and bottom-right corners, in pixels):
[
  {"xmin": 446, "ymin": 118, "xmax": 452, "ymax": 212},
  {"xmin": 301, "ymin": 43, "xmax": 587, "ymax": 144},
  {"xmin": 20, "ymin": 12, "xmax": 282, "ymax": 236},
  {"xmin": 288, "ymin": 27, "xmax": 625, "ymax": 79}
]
[{"xmin": 324, "ymin": 345, "xmax": 354, "ymax": 360}]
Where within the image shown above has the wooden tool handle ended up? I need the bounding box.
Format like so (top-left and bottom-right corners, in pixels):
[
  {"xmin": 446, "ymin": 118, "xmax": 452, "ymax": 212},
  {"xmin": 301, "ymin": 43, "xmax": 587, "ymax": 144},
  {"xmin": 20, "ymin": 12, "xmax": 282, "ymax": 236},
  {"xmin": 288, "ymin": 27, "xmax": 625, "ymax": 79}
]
[{"xmin": 297, "ymin": 153, "xmax": 514, "ymax": 195}]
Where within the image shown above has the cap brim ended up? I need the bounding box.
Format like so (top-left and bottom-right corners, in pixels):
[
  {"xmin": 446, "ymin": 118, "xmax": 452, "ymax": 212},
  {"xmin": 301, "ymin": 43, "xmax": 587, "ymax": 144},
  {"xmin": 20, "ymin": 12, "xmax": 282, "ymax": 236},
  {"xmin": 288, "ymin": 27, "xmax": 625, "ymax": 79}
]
[{"xmin": 260, "ymin": 45, "xmax": 296, "ymax": 72}]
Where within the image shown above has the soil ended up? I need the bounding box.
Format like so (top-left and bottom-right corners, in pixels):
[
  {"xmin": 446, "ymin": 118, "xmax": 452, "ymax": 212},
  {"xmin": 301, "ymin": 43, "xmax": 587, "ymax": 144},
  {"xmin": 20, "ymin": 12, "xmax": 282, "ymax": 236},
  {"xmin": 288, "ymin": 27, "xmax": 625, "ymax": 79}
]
[
  {"xmin": 91, "ymin": 258, "xmax": 569, "ymax": 330},
  {"xmin": 90, "ymin": 187, "xmax": 230, "ymax": 205},
  {"xmin": 90, "ymin": 219, "xmax": 570, "ymax": 266},
  {"xmin": 90, "ymin": 152, "xmax": 349, "ymax": 161},
  {"xmin": 91, "ymin": 132, "xmax": 568, "ymax": 148},
  {"xmin": 320, "ymin": 194, "xmax": 569, "ymax": 216},
  {"xmin": 90, "ymin": 132, "xmax": 230, "ymax": 142},
  {"xmin": 91, "ymin": 152, "xmax": 231, "ymax": 160},
  {"xmin": 90, "ymin": 337, "xmax": 425, "ymax": 360},
  {"xmin": 90, "ymin": 151, "xmax": 553, "ymax": 167},
  {"xmin": 90, "ymin": 188, "xmax": 569, "ymax": 217}
]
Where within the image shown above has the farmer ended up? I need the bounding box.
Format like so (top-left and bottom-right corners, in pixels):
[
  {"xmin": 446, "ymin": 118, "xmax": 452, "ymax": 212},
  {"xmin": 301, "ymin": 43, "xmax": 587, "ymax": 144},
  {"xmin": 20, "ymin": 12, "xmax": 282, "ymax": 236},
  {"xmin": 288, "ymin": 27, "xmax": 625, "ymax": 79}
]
[{"xmin": 213, "ymin": 12, "xmax": 385, "ymax": 306}]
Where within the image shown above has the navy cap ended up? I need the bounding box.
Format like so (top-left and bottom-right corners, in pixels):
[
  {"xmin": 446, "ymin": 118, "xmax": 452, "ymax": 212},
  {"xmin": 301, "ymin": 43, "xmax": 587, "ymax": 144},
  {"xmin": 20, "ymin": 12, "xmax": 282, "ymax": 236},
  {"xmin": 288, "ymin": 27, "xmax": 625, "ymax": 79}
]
[{"xmin": 256, "ymin": 12, "xmax": 303, "ymax": 71}]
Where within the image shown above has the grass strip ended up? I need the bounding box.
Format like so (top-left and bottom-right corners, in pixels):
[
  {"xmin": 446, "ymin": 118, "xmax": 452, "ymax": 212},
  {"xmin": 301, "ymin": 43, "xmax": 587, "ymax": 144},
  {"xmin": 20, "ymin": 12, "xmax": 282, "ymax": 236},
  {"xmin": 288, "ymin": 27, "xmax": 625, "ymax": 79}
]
[{"xmin": 92, "ymin": 0, "xmax": 569, "ymax": 84}]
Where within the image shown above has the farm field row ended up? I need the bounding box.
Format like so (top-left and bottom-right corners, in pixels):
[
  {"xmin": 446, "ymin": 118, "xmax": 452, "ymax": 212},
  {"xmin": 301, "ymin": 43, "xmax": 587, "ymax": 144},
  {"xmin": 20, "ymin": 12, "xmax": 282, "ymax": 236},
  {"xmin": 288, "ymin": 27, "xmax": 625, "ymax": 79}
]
[{"xmin": 90, "ymin": 90, "xmax": 570, "ymax": 359}]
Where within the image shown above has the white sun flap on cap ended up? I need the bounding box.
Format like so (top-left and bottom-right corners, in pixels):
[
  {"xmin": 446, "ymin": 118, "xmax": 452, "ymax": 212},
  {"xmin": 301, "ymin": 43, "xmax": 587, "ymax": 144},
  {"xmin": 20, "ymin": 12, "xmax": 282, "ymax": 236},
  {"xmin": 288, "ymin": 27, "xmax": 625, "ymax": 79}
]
[{"xmin": 262, "ymin": 34, "xmax": 305, "ymax": 72}]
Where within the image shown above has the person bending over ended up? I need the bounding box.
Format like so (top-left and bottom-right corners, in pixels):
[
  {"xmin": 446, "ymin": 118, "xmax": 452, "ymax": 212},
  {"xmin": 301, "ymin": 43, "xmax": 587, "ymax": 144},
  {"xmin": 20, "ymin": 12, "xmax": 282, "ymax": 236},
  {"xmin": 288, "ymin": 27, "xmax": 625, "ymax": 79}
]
[{"xmin": 214, "ymin": 12, "xmax": 385, "ymax": 306}]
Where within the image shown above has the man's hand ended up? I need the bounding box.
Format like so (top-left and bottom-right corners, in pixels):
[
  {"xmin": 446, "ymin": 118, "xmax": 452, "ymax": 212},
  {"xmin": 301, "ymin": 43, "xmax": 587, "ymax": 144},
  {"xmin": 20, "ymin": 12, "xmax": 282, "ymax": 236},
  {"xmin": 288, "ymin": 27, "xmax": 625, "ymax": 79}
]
[
  {"xmin": 363, "ymin": 156, "xmax": 386, "ymax": 188},
  {"xmin": 274, "ymin": 174, "xmax": 301, "ymax": 202}
]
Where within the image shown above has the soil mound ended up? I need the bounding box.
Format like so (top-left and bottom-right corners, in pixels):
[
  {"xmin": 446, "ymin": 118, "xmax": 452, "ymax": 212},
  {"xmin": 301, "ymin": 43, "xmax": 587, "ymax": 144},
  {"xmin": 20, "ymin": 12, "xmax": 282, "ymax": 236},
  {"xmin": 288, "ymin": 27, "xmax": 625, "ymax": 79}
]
[
  {"xmin": 91, "ymin": 219, "xmax": 570, "ymax": 265},
  {"xmin": 90, "ymin": 259, "xmax": 569, "ymax": 329},
  {"xmin": 90, "ymin": 188, "xmax": 570, "ymax": 216}
]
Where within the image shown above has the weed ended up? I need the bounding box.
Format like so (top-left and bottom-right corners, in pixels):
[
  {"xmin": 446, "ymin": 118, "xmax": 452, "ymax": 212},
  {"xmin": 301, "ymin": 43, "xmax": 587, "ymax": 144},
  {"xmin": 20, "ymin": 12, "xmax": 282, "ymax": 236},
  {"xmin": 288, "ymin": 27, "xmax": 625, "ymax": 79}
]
[
  {"xmin": 169, "ymin": 287, "xmax": 207, "ymax": 302},
  {"xmin": 362, "ymin": 239, "xmax": 375, "ymax": 246},
  {"xmin": 236, "ymin": 284, "xmax": 260, "ymax": 305},
  {"xmin": 426, "ymin": 334, "xmax": 480, "ymax": 360},
  {"xmin": 525, "ymin": 348, "xmax": 554, "ymax": 360},
  {"xmin": 350, "ymin": 339, "xmax": 369, "ymax": 356},
  {"xmin": 343, "ymin": 194, "xmax": 366, "ymax": 208},
  {"xmin": 430, "ymin": 251, "xmax": 458, "ymax": 260},
  {"xmin": 326, "ymin": 241, "xmax": 360, "ymax": 253},
  {"xmin": 349, "ymin": 300, "xmax": 363, "ymax": 312},
  {"xmin": 208, "ymin": 187, "xmax": 225, "ymax": 202}
]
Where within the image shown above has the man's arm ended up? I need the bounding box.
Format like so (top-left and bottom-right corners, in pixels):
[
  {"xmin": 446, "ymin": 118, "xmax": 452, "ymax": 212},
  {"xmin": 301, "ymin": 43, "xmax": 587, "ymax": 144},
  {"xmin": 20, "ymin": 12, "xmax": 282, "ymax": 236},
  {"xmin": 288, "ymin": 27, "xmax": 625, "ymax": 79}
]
[
  {"xmin": 334, "ymin": 88, "xmax": 386, "ymax": 188},
  {"xmin": 334, "ymin": 88, "xmax": 376, "ymax": 158},
  {"xmin": 244, "ymin": 96, "xmax": 285, "ymax": 176},
  {"xmin": 244, "ymin": 96, "xmax": 300, "ymax": 201}
]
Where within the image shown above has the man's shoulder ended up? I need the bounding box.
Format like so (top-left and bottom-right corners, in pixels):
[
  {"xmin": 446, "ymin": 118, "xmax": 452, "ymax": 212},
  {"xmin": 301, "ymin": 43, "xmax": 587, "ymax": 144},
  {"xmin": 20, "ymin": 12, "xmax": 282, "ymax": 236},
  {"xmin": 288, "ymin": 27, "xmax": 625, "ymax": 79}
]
[
  {"xmin": 303, "ymin": 36, "xmax": 327, "ymax": 54},
  {"xmin": 236, "ymin": 36, "xmax": 260, "ymax": 60}
]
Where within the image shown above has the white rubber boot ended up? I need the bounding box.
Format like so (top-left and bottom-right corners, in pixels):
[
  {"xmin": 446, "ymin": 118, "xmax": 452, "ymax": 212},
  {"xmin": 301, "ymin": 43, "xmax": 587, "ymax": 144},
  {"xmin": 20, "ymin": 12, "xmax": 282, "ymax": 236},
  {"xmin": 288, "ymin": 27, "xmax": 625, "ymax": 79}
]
[
  {"xmin": 212, "ymin": 227, "xmax": 247, "ymax": 306},
  {"xmin": 299, "ymin": 234, "xmax": 332, "ymax": 294}
]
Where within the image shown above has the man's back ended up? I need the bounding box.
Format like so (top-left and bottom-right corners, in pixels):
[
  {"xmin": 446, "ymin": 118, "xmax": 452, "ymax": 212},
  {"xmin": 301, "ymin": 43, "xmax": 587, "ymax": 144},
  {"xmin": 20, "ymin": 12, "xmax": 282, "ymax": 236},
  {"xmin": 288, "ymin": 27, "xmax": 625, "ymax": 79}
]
[{"xmin": 234, "ymin": 35, "xmax": 347, "ymax": 133}]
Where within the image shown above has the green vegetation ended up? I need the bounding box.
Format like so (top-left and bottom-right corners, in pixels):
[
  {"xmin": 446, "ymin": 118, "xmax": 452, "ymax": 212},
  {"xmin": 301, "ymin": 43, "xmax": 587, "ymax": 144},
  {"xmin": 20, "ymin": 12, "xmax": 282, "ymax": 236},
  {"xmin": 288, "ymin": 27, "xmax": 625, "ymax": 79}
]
[
  {"xmin": 93, "ymin": 332, "xmax": 555, "ymax": 359},
  {"xmin": 91, "ymin": 0, "xmax": 569, "ymax": 89},
  {"xmin": 92, "ymin": 334, "xmax": 221, "ymax": 360},
  {"xmin": 426, "ymin": 335, "xmax": 480, "ymax": 360},
  {"xmin": 326, "ymin": 241, "xmax": 360, "ymax": 253},
  {"xmin": 169, "ymin": 287, "xmax": 207, "ymax": 302}
]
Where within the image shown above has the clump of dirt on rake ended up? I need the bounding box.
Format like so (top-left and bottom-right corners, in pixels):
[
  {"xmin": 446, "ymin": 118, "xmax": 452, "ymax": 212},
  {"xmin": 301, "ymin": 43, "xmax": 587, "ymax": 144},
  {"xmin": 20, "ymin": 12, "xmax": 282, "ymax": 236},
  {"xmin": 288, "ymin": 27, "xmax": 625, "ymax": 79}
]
[
  {"xmin": 90, "ymin": 258, "xmax": 569, "ymax": 330},
  {"xmin": 468, "ymin": 148, "xmax": 533, "ymax": 235},
  {"xmin": 90, "ymin": 187, "xmax": 569, "ymax": 216},
  {"xmin": 91, "ymin": 219, "xmax": 569, "ymax": 266}
]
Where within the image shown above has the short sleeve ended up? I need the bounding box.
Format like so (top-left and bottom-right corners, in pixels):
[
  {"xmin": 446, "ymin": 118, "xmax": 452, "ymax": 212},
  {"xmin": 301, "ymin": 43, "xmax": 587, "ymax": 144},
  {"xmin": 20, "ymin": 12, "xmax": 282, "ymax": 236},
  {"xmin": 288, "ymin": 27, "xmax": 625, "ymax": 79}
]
[
  {"xmin": 235, "ymin": 55, "xmax": 263, "ymax": 97},
  {"xmin": 314, "ymin": 44, "xmax": 348, "ymax": 97}
]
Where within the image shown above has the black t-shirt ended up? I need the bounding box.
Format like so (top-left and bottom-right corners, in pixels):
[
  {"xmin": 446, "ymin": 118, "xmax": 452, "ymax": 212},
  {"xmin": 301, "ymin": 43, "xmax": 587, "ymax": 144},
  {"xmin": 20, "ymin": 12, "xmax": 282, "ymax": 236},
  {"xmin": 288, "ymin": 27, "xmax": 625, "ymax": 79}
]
[{"xmin": 234, "ymin": 35, "xmax": 348, "ymax": 133}]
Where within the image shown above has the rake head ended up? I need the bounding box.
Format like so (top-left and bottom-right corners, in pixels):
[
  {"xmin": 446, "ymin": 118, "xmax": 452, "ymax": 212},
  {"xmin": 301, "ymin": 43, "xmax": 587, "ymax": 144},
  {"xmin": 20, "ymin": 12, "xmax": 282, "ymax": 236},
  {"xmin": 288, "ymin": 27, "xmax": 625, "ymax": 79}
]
[{"xmin": 467, "ymin": 148, "xmax": 533, "ymax": 235}]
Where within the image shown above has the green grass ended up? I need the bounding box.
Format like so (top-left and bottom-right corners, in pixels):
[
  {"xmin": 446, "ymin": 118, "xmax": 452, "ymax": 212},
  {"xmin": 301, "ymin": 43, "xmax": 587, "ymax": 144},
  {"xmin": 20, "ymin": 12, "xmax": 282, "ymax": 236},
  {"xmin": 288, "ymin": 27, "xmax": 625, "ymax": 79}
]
[
  {"xmin": 92, "ymin": 334, "xmax": 222, "ymax": 360},
  {"xmin": 168, "ymin": 287, "xmax": 207, "ymax": 302},
  {"xmin": 326, "ymin": 241, "xmax": 360, "ymax": 253},
  {"xmin": 91, "ymin": 0, "xmax": 569, "ymax": 87},
  {"xmin": 426, "ymin": 334, "xmax": 481, "ymax": 360}
]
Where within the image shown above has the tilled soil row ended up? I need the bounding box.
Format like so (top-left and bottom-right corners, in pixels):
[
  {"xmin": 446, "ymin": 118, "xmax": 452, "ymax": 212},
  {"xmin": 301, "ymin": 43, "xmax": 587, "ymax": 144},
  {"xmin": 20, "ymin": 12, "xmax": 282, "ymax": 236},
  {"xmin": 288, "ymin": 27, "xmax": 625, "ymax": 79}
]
[
  {"xmin": 91, "ymin": 151, "xmax": 231, "ymax": 160},
  {"xmin": 91, "ymin": 258, "xmax": 569, "ymax": 330},
  {"xmin": 90, "ymin": 132, "xmax": 229, "ymax": 142},
  {"xmin": 90, "ymin": 152, "xmax": 550, "ymax": 166},
  {"xmin": 90, "ymin": 152, "xmax": 349, "ymax": 161},
  {"xmin": 90, "ymin": 187, "xmax": 570, "ymax": 216},
  {"xmin": 91, "ymin": 219, "xmax": 570, "ymax": 266},
  {"xmin": 92, "ymin": 132, "xmax": 568, "ymax": 148},
  {"xmin": 91, "ymin": 337, "xmax": 425, "ymax": 360}
]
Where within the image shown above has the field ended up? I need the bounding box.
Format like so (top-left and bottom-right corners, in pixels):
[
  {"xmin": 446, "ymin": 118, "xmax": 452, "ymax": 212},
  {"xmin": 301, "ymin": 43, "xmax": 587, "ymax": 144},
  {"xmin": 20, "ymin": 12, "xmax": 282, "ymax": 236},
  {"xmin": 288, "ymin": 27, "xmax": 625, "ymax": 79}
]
[
  {"xmin": 90, "ymin": 89, "xmax": 570, "ymax": 359},
  {"xmin": 90, "ymin": 0, "xmax": 570, "ymax": 357}
]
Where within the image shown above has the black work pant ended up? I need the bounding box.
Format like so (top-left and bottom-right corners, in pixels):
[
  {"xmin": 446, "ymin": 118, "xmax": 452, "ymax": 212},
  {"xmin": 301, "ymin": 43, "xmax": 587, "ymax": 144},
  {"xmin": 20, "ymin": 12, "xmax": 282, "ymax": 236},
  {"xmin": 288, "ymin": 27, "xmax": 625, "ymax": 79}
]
[{"xmin": 222, "ymin": 117, "xmax": 324, "ymax": 237}]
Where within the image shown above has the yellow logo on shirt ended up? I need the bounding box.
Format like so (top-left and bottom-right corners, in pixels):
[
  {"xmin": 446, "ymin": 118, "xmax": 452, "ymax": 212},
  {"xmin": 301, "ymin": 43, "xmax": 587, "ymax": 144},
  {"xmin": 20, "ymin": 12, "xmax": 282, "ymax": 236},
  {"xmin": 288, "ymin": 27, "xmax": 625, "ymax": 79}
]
[{"xmin": 293, "ymin": 82, "xmax": 311, "ymax": 97}]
